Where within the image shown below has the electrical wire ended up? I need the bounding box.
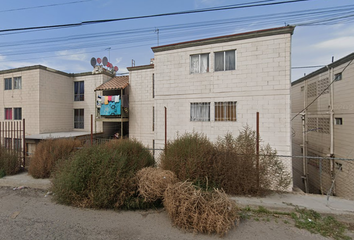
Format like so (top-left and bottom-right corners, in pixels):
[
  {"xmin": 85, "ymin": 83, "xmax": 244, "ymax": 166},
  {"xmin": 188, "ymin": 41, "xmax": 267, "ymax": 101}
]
[{"xmin": 0, "ymin": 0, "xmax": 309, "ymax": 33}]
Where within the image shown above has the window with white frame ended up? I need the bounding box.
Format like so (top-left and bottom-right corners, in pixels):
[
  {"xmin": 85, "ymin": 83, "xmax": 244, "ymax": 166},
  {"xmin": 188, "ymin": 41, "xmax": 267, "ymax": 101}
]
[
  {"xmin": 4, "ymin": 78, "xmax": 12, "ymax": 90},
  {"xmin": 14, "ymin": 77, "xmax": 22, "ymax": 89},
  {"xmin": 14, "ymin": 108, "xmax": 22, "ymax": 120},
  {"xmin": 190, "ymin": 53, "xmax": 209, "ymax": 74},
  {"xmin": 215, "ymin": 101, "xmax": 237, "ymax": 121},
  {"xmin": 215, "ymin": 50, "xmax": 236, "ymax": 71},
  {"xmin": 74, "ymin": 81, "xmax": 84, "ymax": 101},
  {"xmin": 190, "ymin": 102, "xmax": 210, "ymax": 121},
  {"xmin": 4, "ymin": 108, "xmax": 12, "ymax": 120},
  {"xmin": 74, "ymin": 109, "xmax": 84, "ymax": 129}
]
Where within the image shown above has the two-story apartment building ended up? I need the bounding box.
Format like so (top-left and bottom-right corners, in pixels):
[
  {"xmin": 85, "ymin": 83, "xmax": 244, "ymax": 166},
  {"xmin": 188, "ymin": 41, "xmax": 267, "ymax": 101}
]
[
  {"xmin": 128, "ymin": 26, "xmax": 295, "ymax": 184},
  {"xmin": 291, "ymin": 52, "xmax": 354, "ymax": 199},
  {"xmin": 0, "ymin": 65, "xmax": 117, "ymax": 154}
]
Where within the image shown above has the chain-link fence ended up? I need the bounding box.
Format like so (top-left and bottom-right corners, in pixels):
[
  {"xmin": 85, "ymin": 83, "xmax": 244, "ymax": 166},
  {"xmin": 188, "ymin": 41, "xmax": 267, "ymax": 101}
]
[{"xmin": 292, "ymin": 155, "xmax": 354, "ymax": 200}]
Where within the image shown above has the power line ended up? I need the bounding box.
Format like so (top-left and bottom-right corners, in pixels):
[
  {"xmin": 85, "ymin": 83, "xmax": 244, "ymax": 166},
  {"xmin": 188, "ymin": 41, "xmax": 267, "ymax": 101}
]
[
  {"xmin": 0, "ymin": 0, "xmax": 309, "ymax": 33},
  {"xmin": 0, "ymin": 0, "xmax": 93, "ymax": 13},
  {"xmin": 291, "ymin": 59, "xmax": 354, "ymax": 121}
]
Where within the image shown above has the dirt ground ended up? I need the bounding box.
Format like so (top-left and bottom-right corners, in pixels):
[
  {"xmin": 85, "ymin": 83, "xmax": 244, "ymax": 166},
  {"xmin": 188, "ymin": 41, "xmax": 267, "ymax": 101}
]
[{"xmin": 0, "ymin": 186, "xmax": 350, "ymax": 240}]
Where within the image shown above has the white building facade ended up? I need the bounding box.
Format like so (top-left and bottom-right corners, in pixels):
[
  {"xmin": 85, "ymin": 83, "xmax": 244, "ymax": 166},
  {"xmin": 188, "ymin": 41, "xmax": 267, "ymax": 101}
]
[{"xmin": 128, "ymin": 26, "xmax": 295, "ymax": 170}]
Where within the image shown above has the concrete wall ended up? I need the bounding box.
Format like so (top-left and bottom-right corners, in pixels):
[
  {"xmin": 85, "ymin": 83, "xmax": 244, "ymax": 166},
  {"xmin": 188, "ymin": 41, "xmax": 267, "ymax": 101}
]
[
  {"xmin": 129, "ymin": 68, "xmax": 155, "ymax": 148},
  {"xmin": 291, "ymin": 57, "xmax": 354, "ymax": 198},
  {"xmin": 0, "ymin": 69, "xmax": 41, "ymax": 135},
  {"xmin": 153, "ymin": 33, "xmax": 292, "ymax": 158}
]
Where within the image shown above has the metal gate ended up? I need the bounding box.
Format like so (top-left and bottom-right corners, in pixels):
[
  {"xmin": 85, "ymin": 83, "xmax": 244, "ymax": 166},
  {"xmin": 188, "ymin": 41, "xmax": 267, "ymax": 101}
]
[{"xmin": 0, "ymin": 119, "xmax": 26, "ymax": 167}]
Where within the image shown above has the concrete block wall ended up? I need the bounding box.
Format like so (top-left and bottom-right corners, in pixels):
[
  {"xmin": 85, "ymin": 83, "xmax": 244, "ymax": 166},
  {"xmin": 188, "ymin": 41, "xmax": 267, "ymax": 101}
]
[
  {"xmin": 129, "ymin": 68, "xmax": 154, "ymax": 148},
  {"xmin": 153, "ymin": 33, "xmax": 292, "ymax": 160},
  {"xmin": 0, "ymin": 69, "xmax": 41, "ymax": 135}
]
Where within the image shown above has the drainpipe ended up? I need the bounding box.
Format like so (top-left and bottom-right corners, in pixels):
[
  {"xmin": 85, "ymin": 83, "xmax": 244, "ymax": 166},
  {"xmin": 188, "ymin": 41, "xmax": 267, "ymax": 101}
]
[{"xmin": 301, "ymin": 112, "xmax": 309, "ymax": 193}]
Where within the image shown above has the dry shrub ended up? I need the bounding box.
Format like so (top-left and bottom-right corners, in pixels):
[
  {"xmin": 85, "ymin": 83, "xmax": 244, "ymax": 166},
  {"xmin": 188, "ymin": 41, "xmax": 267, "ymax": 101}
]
[
  {"xmin": 163, "ymin": 181, "xmax": 239, "ymax": 236},
  {"xmin": 137, "ymin": 167, "xmax": 178, "ymax": 202},
  {"xmin": 29, "ymin": 138, "xmax": 82, "ymax": 178},
  {"xmin": 0, "ymin": 147, "xmax": 21, "ymax": 176},
  {"xmin": 51, "ymin": 139, "xmax": 156, "ymax": 209},
  {"xmin": 161, "ymin": 127, "xmax": 291, "ymax": 196}
]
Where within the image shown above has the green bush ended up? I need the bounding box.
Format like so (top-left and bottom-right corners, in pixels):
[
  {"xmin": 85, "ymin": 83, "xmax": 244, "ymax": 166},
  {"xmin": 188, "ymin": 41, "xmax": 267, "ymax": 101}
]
[
  {"xmin": 0, "ymin": 147, "xmax": 21, "ymax": 176},
  {"xmin": 51, "ymin": 139, "xmax": 156, "ymax": 209},
  {"xmin": 160, "ymin": 132, "xmax": 218, "ymax": 189},
  {"xmin": 161, "ymin": 127, "xmax": 291, "ymax": 196},
  {"xmin": 28, "ymin": 138, "xmax": 82, "ymax": 179}
]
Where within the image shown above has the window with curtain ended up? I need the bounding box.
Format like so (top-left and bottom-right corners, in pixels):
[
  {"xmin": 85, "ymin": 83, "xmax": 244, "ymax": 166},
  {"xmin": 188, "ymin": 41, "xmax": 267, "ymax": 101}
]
[
  {"xmin": 215, "ymin": 50, "xmax": 236, "ymax": 71},
  {"xmin": 190, "ymin": 53, "xmax": 209, "ymax": 74},
  {"xmin": 4, "ymin": 108, "xmax": 12, "ymax": 120},
  {"xmin": 74, "ymin": 81, "xmax": 84, "ymax": 101},
  {"xmin": 14, "ymin": 77, "xmax": 22, "ymax": 89},
  {"xmin": 190, "ymin": 102, "xmax": 210, "ymax": 121},
  {"xmin": 74, "ymin": 109, "xmax": 84, "ymax": 129},
  {"xmin": 215, "ymin": 102, "xmax": 237, "ymax": 121},
  {"xmin": 14, "ymin": 108, "xmax": 22, "ymax": 120},
  {"xmin": 4, "ymin": 78, "xmax": 12, "ymax": 90}
]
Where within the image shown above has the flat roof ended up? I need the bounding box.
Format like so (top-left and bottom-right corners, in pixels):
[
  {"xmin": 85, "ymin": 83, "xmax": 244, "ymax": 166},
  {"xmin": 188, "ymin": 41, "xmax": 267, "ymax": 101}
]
[
  {"xmin": 292, "ymin": 52, "xmax": 354, "ymax": 86},
  {"xmin": 0, "ymin": 65, "xmax": 115, "ymax": 78},
  {"xmin": 127, "ymin": 64, "xmax": 154, "ymax": 71},
  {"xmin": 152, "ymin": 26, "xmax": 295, "ymax": 53},
  {"xmin": 26, "ymin": 131, "xmax": 92, "ymax": 140}
]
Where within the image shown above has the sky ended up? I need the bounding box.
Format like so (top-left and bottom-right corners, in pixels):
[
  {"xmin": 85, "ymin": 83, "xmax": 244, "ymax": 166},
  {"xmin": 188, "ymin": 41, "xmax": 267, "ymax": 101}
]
[{"xmin": 0, "ymin": 0, "xmax": 353, "ymax": 81}]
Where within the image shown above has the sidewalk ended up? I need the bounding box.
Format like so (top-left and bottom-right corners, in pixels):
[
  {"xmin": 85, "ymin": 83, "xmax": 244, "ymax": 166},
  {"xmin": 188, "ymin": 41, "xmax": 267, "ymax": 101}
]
[
  {"xmin": 1, "ymin": 172, "xmax": 354, "ymax": 217},
  {"xmin": 0, "ymin": 172, "xmax": 51, "ymax": 190}
]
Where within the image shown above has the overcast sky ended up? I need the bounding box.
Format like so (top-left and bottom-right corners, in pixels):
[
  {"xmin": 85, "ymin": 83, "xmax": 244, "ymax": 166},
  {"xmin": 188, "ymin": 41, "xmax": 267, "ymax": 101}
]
[{"xmin": 0, "ymin": 0, "xmax": 353, "ymax": 81}]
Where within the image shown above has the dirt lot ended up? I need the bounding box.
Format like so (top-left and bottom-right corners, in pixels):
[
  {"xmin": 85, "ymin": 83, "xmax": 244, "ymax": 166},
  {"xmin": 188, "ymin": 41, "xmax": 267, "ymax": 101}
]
[{"xmin": 0, "ymin": 186, "xmax": 349, "ymax": 240}]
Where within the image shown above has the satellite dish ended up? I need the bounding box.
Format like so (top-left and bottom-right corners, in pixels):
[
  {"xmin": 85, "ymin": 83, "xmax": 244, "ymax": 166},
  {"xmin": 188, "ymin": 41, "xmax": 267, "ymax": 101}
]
[
  {"xmin": 90, "ymin": 57, "xmax": 96, "ymax": 67},
  {"xmin": 114, "ymin": 66, "xmax": 118, "ymax": 72},
  {"xmin": 102, "ymin": 57, "xmax": 108, "ymax": 66},
  {"xmin": 97, "ymin": 58, "xmax": 102, "ymax": 64}
]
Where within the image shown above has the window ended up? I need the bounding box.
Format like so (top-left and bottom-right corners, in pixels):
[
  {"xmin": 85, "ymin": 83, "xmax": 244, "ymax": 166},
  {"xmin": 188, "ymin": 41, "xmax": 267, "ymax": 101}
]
[
  {"xmin": 4, "ymin": 78, "xmax": 12, "ymax": 90},
  {"xmin": 14, "ymin": 77, "xmax": 22, "ymax": 89},
  {"xmin": 152, "ymin": 74, "xmax": 155, "ymax": 98},
  {"xmin": 4, "ymin": 108, "xmax": 12, "ymax": 120},
  {"xmin": 190, "ymin": 102, "xmax": 210, "ymax": 121},
  {"xmin": 74, "ymin": 81, "xmax": 84, "ymax": 101},
  {"xmin": 334, "ymin": 73, "xmax": 342, "ymax": 81},
  {"xmin": 14, "ymin": 138, "xmax": 21, "ymax": 151},
  {"xmin": 190, "ymin": 53, "xmax": 209, "ymax": 74},
  {"xmin": 152, "ymin": 106, "xmax": 155, "ymax": 131},
  {"xmin": 215, "ymin": 50, "xmax": 236, "ymax": 71},
  {"xmin": 14, "ymin": 108, "xmax": 22, "ymax": 120},
  {"xmin": 215, "ymin": 102, "xmax": 237, "ymax": 121},
  {"xmin": 335, "ymin": 118, "xmax": 343, "ymax": 125},
  {"xmin": 74, "ymin": 109, "xmax": 84, "ymax": 129}
]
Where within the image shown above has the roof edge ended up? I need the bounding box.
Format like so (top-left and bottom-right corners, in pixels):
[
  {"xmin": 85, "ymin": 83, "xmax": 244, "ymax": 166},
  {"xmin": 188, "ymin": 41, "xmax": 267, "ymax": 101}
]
[
  {"xmin": 151, "ymin": 26, "xmax": 295, "ymax": 53},
  {"xmin": 127, "ymin": 64, "xmax": 154, "ymax": 71},
  {"xmin": 0, "ymin": 65, "xmax": 115, "ymax": 78},
  {"xmin": 292, "ymin": 52, "xmax": 354, "ymax": 86}
]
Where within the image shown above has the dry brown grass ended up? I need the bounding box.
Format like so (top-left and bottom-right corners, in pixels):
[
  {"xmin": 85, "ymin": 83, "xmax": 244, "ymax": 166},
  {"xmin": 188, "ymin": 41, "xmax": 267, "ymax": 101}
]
[
  {"xmin": 29, "ymin": 138, "xmax": 82, "ymax": 178},
  {"xmin": 163, "ymin": 181, "xmax": 239, "ymax": 237},
  {"xmin": 137, "ymin": 167, "xmax": 178, "ymax": 202}
]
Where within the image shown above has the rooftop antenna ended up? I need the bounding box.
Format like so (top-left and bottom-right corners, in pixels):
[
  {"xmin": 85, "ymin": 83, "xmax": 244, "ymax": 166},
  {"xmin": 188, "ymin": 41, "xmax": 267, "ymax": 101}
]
[
  {"xmin": 155, "ymin": 28, "xmax": 159, "ymax": 46},
  {"xmin": 105, "ymin": 47, "xmax": 111, "ymax": 62},
  {"xmin": 132, "ymin": 59, "xmax": 135, "ymax": 67}
]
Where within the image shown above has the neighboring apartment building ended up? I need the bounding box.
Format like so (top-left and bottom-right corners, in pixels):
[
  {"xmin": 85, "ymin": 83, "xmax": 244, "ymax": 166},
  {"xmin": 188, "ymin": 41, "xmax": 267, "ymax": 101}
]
[
  {"xmin": 128, "ymin": 26, "xmax": 295, "ymax": 181},
  {"xmin": 291, "ymin": 52, "xmax": 354, "ymax": 199},
  {"xmin": 0, "ymin": 65, "xmax": 115, "ymax": 154}
]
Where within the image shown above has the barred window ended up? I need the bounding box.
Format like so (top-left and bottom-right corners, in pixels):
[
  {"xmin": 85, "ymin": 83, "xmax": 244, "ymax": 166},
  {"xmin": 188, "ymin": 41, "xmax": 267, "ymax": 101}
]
[
  {"xmin": 215, "ymin": 102, "xmax": 237, "ymax": 121},
  {"xmin": 190, "ymin": 103, "xmax": 210, "ymax": 122}
]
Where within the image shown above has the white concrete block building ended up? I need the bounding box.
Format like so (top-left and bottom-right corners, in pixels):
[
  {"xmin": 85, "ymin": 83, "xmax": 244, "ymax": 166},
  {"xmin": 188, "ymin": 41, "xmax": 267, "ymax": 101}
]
[
  {"xmin": 291, "ymin": 52, "xmax": 354, "ymax": 199},
  {"xmin": 128, "ymin": 26, "xmax": 295, "ymax": 166},
  {"xmin": 0, "ymin": 65, "xmax": 114, "ymax": 154}
]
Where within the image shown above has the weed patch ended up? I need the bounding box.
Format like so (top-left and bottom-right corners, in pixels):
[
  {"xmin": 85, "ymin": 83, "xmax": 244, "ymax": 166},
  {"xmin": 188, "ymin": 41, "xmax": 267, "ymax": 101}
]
[{"xmin": 0, "ymin": 147, "xmax": 21, "ymax": 176}]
